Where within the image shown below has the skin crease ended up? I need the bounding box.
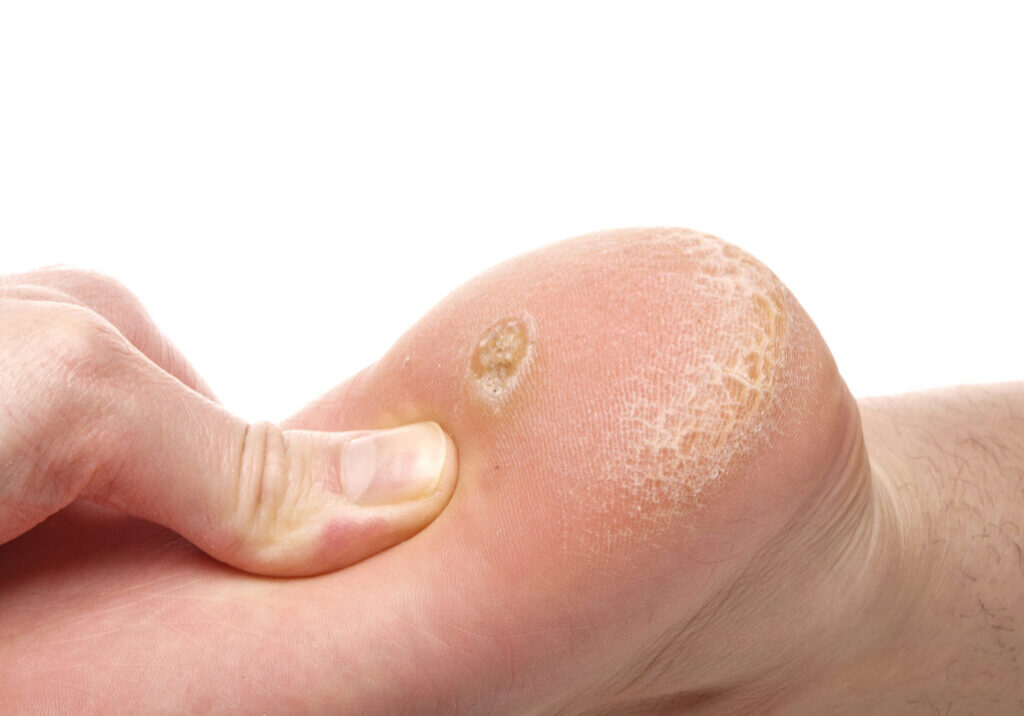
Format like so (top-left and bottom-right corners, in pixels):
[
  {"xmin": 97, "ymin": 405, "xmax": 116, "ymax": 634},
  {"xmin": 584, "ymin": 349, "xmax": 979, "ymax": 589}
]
[
  {"xmin": 0, "ymin": 228, "xmax": 1021, "ymax": 714},
  {"xmin": 0, "ymin": 274, "xmax": 460, "ymax": 577}
]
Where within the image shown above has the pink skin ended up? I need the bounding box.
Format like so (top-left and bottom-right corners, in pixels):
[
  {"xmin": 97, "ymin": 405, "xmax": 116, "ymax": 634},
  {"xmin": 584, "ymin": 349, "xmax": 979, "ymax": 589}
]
[
  {"xmin": 0, "ymin": 229, "xmax": 1019, "ymax": 714},
  {"xmin": 0, "ymin": 270, "xmax": 459, "ymax": 577}
]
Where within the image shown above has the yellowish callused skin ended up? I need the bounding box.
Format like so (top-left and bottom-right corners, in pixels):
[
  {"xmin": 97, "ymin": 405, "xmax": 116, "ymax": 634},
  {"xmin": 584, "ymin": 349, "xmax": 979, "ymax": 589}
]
[
  {"xmin": 620, "ymin": 235, "xmax": 790, "ymax": 484},
  {"xmin": 470, "ymin": 315, "xmax": 535, "ymax": 409},
  {"xmin": 604, "ymin": 234, "xmax": 794, "ymax": 518}
]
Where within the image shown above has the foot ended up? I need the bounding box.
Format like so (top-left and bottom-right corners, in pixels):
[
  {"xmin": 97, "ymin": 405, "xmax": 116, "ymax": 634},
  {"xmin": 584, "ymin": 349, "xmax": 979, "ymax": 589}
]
[{"xmin": 1, "ymin": 229, "xmax": 1019, "ymax": 714}]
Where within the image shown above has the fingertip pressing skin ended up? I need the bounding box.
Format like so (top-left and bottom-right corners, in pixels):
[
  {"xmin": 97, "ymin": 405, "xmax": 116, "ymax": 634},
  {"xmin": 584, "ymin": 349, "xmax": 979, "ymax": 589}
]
[
  {"xmin": 208, "ymin": 421, "xmax": 460, "ymax": 577},
  {"xmin": 342, "ymin": 422, "xmax": 452, "ymax": 506},
  {"xmin": 309, "ymin": 424, "xmax": 460, "ymax": 572}
]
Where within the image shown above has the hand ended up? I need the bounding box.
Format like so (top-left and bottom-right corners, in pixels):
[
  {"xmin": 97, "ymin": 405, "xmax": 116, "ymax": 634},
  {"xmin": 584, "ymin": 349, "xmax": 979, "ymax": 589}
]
[{"xmin": 0, "ymin": 268, "xmax": 457, "ymax": 576}]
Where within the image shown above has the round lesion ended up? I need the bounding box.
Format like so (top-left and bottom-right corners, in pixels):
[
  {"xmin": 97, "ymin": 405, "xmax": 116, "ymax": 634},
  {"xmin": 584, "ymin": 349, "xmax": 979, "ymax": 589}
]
[{"xmin": 470, "ymin": 317, "xmax": 532, "ymax": 401}]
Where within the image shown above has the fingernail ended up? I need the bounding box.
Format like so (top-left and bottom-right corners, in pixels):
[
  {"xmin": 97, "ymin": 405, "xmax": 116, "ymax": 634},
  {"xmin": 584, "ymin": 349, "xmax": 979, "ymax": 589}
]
[{"xmin": 342, "ymin": 422, "xmax": 450, "ymax": 506}]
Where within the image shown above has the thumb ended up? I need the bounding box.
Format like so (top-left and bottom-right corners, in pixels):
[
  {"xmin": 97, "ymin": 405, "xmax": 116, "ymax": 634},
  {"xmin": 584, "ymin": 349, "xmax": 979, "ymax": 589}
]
[
  {"xmin": 100, "ymin": 412, "xmax": 458, "ymax": 577},
  {"xmin": 5, "ymin": 303, "xmax": 458, "ymax": 576}
]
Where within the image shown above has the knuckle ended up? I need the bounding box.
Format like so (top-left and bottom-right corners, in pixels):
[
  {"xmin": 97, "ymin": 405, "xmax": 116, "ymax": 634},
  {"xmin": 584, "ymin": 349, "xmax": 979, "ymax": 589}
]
[
  {"xmin": 29, "ymin": 266, "xmax": 136, "ymax": 302},
  {"xmin": 74, "ymin": 270, "xmax": 151, "ymax": 326},
  {"xmin": 233, "ymin": 421, "xmax": 314, "ymax": 548},
  {"xmin": 28, "ymin": 303, "xmax": 132, "ymax": 473},
  {"xmin": 0, "ymin": 284, "xmax": 77, "ymax": 304},
  {"xmin": 18, "ymin": 267, "xmax": 151, "ymax": 336},
  {"xmin": 0, "ymin": 302, "xmax": 129, "ymax": 512},
  {"xmin": 35, "ymin": 301, "xmax": 129, "ymax": 385},
  {"xmin": 7, "ymin": 269, "xmax": 212, "ymax": 400}
]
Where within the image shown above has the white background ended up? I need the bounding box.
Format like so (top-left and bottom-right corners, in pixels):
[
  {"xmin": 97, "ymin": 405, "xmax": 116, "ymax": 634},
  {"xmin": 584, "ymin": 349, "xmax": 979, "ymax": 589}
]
[{"xmin": 1, "ymin": 2, "xmax": 1021, "ymax": 422}]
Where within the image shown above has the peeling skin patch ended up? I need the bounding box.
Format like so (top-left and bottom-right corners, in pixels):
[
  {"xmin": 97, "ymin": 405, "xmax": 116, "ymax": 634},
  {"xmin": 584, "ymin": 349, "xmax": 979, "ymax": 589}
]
[
  {"xmin": 471, "ymin": 316, "xmax": 534, "ymax": 406},
  {"xmin": 599, "ymin": 231, "xmax": 792, "ymax": 537},
  {"xmin": 545, "ymin": 229, "xmax": 802, "ymax": 559}
]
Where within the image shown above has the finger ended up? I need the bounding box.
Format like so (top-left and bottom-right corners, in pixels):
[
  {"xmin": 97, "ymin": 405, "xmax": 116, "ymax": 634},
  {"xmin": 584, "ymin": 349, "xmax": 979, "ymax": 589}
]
[
  {"xmin": 0, "ymin": 301, "xmax": 458, "ymax": 576},
  {"xmin": 2, "ymin": 267, "xmax": 219, "ymax": 402}
]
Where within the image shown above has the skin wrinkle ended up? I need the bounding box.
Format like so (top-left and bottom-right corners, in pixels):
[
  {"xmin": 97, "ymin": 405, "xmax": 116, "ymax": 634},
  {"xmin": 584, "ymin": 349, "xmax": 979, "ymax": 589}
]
[
  {"xmin": 753, "ymin": 386, "xmax": 1024, "ymax": 714},
  {"xmin": 528, "ymin": 230, "xmax": 809, "ymax": 714}
]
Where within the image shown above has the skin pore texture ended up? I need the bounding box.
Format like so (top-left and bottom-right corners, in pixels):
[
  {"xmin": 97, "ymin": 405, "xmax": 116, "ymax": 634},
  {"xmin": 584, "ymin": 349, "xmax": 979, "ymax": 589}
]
[{"xmin": 1, "ymin": 228, "xmax": 1022, "ymax": 714}]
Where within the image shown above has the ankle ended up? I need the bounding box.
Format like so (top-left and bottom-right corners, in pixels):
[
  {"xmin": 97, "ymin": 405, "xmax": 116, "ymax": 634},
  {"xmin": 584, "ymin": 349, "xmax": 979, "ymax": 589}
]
[{"xmin": 781, "ymin": 384, "xmax": 1024, "ymax": 712}]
